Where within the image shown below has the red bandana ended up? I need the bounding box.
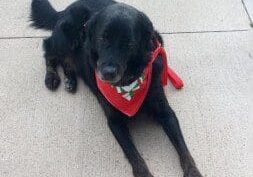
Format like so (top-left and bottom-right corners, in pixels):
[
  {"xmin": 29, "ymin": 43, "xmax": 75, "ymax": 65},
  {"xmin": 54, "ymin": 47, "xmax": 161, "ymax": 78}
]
[{"xmin": 95, "ymin": 44, "xmax": 184, "ymax": 117}]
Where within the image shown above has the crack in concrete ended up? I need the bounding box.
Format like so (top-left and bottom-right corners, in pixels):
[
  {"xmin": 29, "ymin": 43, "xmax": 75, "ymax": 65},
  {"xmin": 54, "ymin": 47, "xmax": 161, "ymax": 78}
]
[
  {"xmin": 241, "ymin": 0, "xmax": 253, "ymax": 27},
  {"xmin": 0, "ymin": 29, "xmax": 250, "ymax": 40}
]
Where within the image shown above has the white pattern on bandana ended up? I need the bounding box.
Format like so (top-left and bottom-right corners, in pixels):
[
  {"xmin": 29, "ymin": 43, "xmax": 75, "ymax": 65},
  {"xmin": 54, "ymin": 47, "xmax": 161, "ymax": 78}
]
[{"xmin": 115, "ymin": 75, "xmax": 145, "ymax": 101}]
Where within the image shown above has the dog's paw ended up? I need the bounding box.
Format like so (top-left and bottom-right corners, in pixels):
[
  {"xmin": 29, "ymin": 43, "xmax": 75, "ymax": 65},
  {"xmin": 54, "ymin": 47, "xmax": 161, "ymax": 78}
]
[
  {"xmin": 184, "ymin": 166, "xmax": 203, "ymax": 177},
  {"xmin": 133, "ymin": 168, "xmax": 154, "ymax": 177},
  {"xmin": 64, "ymin": 78, "xmax": 77, "ymax": 93},
  {"xmin": 45, "ymin": 72, "xmax": 61, "ymax": 91}
]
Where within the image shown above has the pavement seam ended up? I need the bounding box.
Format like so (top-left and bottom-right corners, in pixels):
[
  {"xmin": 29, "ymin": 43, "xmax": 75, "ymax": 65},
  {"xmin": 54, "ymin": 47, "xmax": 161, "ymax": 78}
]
[
  {"xmin": 161, "ymin": 29, "xmax": 250, "ymax": 35},
  {"xmin": 0, "ymin": 36, "xmax": 48, "ymax": 40},
  {"xmin": 0, "ymin": 29, "xmax": 250, "ymax": 40}
]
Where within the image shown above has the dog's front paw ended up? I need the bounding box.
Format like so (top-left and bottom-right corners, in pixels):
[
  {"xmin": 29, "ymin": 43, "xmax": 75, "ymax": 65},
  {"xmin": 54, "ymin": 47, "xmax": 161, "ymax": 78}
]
[
  {"xmin": 184, "ymin": 166, "xmax": 203, "ymax": 177},
  {"xmin": 64, "ymin": 77, "xmax": 77, "ymax": 93},
  {"xmin": 45, "ymin": 72, "xmax": 61, "ymax": 91},
  {"xmin": 133, "ymin": 168, "xmax": 154, "ymax": 177}
]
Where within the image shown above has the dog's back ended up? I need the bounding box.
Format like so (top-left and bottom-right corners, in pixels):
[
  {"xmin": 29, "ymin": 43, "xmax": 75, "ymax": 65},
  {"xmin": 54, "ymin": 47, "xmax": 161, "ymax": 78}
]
[{"xmin": 30, "ymin": 0, "xmax": 116, "ymax": 31}]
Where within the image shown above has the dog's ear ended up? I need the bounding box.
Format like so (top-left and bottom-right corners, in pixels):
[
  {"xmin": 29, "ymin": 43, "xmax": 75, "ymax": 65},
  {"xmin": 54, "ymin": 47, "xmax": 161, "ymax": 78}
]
[
  {"xmin": 136, "ymin": 12, "xmax": 154, "ymax": 52},
  {"xmin": 152, "ymin": 30, "xmax": 163, "ymax": 47},
  {"xmin": 84, "ymin": 15, "xmax": 99, "ymax": 67}
]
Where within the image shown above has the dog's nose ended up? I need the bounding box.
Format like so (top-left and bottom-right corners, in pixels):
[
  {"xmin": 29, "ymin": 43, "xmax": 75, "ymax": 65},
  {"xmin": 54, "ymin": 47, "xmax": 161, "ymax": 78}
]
[{"xmin": 101, "ymin": 65, "xmax": 118, "ymax": 81}]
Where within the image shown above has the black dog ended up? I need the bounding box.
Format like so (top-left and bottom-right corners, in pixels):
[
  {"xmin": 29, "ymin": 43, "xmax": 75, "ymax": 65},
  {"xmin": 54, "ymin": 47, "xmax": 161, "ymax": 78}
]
[
  {"xmin": 31, "ymin": 0, "xmax": 90, "ymax": 92},
  {"xmin": 32, "ymin": 0, "xmax": 203, "ymax": 177}
]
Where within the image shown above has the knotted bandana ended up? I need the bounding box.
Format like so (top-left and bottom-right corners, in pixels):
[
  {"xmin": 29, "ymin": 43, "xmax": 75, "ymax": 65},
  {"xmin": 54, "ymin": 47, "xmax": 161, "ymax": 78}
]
[{"xmin": 95, "ymin": 44, "xmax": 184, "ymax": 117}]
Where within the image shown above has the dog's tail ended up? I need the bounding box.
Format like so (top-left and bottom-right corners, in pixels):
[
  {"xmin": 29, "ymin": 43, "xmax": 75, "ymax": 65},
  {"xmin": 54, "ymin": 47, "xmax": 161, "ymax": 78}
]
[{"xmin": 30, "ymin": 0, "xmax": 61, "ymax": 30}]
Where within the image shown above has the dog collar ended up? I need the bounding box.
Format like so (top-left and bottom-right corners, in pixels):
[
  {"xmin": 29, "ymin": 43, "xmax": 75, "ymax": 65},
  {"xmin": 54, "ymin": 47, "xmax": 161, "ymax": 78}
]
[{"xmin": 95, "ymin": 44, "xmax": 184, "ymax": 117}]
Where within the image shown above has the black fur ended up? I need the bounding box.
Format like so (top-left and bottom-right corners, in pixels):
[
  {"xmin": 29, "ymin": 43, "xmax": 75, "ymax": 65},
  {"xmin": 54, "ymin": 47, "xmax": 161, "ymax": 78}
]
[
  {"xmin": 30, "ymin": 0, "xmax": 90, "ymax": 92},
  {"xmin": 31, "ymin": 1, "xmax": 203, "ymax": 177}
]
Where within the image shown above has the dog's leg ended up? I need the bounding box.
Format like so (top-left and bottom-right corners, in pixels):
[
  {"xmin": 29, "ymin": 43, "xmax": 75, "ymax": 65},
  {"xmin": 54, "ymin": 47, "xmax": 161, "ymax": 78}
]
[
  {"xmin": 107, "ymin": 117, "xmax": 153, "ymax": 177},
  {"xmin": 146, "ymin": 57, "xmax": 203, "ymax": 177},
  {"xmin": 44, "ymin": 55, "xmax": 61, "ymax": 91},
  {"xmin": 156, "ymin": 102, "xmax": 202, "ymax": 177},
  {"xmin": 150, "ymin": 90, "xmax": 202, "ymax": 177},
  {"xmin": 61, "ymin": 58, "xmax": 77, "ymax": 93}
]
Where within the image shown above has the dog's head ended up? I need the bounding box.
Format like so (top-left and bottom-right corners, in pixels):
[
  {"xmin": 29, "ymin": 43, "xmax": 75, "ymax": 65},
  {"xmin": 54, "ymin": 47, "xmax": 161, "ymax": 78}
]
[
  {"xmin": 85, "ymin": 3, "xmax": 155, "ymax": 86},
  {"xmin": 44, "ymin": 3, "xmax": 89, "ymax": 56}
]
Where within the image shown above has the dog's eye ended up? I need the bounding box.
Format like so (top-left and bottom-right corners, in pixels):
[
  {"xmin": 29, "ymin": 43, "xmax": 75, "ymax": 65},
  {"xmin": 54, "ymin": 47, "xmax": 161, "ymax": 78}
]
[
  {"xmin": 125, "ymin": 42, "xmax": 135, "ymax": 49},
  {"xmin": 97, "ymin": 37, "xmax": 107, "ymax": 43},
  {"xmin": 128, "ymin": 43, "xmax": 135, "ymax": 48}
]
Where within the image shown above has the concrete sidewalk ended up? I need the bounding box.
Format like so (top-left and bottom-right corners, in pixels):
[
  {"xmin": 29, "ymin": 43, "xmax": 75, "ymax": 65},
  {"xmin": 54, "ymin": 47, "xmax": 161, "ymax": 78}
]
[{"xmin": 0, "ymin": 0, "xmax": 252, "ymax": 177}]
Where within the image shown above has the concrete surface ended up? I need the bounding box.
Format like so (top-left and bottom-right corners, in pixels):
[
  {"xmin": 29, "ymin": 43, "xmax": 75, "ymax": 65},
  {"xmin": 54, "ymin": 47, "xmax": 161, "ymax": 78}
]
[
  {"xmin": 0, "ymin": 0, "xmax": 251, "ymax": 37},
  {"xmin": 0, "ymin": 0, "xmax": 252, "ymax": 177}
]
